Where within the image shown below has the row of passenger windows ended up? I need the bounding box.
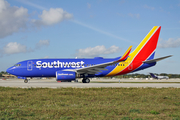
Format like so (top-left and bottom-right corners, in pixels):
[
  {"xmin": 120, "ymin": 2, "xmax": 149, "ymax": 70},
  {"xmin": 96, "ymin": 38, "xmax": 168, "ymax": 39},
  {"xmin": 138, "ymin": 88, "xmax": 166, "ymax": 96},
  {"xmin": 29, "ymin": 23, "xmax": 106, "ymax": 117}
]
[{"xmin": 34, "ymin": 64, "xmax": 125, "ymax": 67}]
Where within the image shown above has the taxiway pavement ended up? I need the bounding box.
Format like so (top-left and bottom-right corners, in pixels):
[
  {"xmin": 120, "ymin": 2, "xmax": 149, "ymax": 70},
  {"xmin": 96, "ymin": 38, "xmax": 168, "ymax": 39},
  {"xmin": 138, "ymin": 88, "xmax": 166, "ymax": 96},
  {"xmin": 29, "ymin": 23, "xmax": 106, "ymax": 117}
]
[{"xmin": 0, "ymin": 78, "xmax": 180, "ymax": 88}]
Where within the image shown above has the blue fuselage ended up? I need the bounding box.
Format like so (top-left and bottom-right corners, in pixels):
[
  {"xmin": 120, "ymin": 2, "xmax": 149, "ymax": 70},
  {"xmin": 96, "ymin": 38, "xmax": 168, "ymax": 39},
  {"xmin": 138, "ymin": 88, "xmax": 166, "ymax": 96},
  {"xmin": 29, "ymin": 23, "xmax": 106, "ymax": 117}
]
[{"xmin": 6, "ymin": 57, "xmax": 156, "ymax": 78}]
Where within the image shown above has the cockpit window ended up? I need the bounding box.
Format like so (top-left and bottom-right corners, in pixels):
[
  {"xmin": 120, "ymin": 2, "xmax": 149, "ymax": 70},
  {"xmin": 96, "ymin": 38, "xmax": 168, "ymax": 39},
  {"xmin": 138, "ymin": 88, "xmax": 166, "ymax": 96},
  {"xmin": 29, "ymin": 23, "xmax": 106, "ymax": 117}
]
[{"xmin": 14, "ymin": 64, "xmax": 21, "ymax": 67}]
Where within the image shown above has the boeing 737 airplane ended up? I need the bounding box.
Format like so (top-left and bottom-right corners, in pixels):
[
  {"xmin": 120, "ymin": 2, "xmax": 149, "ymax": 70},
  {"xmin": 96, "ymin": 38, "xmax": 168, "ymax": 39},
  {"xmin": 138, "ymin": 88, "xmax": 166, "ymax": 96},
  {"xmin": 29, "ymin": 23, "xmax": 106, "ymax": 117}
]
[
  {"xmin": 150, "ymin": 73, "xmax": 169, "ymax": 80},
  {"xmin": 6, "ymin": 26, "xmax": 172, "ymax": 83}
]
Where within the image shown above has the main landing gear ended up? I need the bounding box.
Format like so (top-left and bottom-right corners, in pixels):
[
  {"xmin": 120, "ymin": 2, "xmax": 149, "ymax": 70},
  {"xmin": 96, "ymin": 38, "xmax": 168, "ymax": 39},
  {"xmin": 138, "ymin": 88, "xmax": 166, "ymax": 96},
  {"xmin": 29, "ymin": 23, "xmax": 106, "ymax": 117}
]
[
  {"xmin": 24, "ymin": 79, "xmax": 28, "ymax": 83},
  {"xmin": 82, "ymin": 78, "xmax": 90, "ymax": 83},
  {"xmin": 24, "ymin": 78, "xmax": 31, "ymax": 83}
]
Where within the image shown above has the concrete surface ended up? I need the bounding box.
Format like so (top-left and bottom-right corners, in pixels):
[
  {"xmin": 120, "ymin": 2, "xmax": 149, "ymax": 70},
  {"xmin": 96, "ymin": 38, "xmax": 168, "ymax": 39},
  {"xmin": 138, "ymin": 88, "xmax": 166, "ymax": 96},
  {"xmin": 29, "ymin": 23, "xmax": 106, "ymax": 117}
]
[{"xmin": 0, "ymin": 78, "xmax": 180, "ymax": 88}]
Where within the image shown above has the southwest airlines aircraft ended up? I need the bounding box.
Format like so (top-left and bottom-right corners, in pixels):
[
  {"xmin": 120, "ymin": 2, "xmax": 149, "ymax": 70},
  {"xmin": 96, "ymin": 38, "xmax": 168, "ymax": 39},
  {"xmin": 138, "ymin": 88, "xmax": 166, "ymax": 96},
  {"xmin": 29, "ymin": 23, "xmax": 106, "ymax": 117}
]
[{"xmin": 6, "ymin": 26, "xmax": 172, "ymax": 83}]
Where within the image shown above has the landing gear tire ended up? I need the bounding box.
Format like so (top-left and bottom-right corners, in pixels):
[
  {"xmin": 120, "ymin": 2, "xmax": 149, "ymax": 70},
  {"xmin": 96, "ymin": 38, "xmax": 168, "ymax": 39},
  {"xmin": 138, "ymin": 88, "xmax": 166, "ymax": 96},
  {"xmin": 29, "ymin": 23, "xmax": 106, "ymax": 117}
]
[
  {"xmin": 24, "ymin": 79, "xmax": 28, "ymax": 83},
  {"xmin": 82, "ymin": 78, "xmax": 90, "ymax": 83},
  {"xmin": 86, "ymin": 78, "xmax": 90, "ymax": 83}
]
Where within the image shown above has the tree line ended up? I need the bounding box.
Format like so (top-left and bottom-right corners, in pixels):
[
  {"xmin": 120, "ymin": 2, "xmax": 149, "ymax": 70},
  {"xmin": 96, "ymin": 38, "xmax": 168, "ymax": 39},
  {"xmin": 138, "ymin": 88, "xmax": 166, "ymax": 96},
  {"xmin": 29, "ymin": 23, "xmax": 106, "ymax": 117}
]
[
  {"xmin": 114, "ymin": 73, "xmax": 180, "ymax": 78},
  {"xmin": 0, "ymin": 71, "xmax": 8, "ymax": 77}
]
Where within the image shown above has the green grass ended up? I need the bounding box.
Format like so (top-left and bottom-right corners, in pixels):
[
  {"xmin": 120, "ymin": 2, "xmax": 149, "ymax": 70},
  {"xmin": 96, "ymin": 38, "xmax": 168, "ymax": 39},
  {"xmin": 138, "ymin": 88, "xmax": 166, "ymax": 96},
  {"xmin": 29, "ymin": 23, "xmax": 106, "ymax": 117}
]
[{"xmin": 0, "ymin": 87, "xmax": 180, "ymax": 119}]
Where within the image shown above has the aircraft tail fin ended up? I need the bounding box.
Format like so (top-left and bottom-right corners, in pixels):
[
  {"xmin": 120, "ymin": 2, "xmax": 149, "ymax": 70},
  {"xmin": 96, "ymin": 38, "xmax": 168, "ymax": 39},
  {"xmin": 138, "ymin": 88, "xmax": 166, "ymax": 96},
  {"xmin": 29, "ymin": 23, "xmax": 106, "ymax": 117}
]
[
  {"xmin": 149, "ymin": 73, "xmax": 158, "ymax": 79},
  {"xmin": 129, "ymin": 26, "xmax": 161, "ymax": 62},
  {"xmin": 106, "ymin": 26, "xmax": 163, "ymax": 76}
]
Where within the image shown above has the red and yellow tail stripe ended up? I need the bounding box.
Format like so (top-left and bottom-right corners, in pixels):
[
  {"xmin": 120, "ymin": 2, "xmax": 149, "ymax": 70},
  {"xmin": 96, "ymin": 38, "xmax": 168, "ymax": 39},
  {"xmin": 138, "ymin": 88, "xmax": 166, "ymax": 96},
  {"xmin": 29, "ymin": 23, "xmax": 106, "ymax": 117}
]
[{"xmin": 106, "ymin": 26, "xmax": 161, "ymax": 76}]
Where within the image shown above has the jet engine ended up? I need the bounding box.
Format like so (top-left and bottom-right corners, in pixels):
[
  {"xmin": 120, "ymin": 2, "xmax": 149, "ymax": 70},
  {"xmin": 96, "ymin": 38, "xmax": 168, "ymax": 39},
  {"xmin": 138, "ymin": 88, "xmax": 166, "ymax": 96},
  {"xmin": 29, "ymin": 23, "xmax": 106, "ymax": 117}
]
[{"xmin": 56, "ymin": 71, "xmax": 77, "ymax": 81}]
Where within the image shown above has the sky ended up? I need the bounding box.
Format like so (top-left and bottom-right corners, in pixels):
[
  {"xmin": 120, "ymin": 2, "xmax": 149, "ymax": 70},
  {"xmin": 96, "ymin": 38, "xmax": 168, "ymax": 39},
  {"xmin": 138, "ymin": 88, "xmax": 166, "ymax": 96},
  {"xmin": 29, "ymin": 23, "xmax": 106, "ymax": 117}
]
[{"xmin": 0, "ymin": 0, "xmax": 180, "ymax": 74}]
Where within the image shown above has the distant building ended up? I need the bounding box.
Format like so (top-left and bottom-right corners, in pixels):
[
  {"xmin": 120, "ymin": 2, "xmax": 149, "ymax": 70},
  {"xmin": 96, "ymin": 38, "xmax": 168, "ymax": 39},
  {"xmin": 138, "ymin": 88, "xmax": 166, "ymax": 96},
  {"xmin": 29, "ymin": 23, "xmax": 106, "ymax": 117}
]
[{"xmin": 2, "ymin": 74, "xmax": 16, "ymax": 78}]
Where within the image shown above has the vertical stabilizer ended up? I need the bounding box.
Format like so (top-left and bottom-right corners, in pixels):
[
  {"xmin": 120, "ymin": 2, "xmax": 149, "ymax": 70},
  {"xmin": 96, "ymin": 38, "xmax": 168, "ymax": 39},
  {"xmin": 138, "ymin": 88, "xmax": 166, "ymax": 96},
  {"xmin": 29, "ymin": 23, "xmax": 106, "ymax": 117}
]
[
  {"xmin": 150, "ymin": 73, "xmax": 158, "ymax": 79},
  {"xmin": 129, "ymin": 26, "xmax": 161, "ymax": 61},
  {"xmin": 106, "ymin": 26, "xmax": 161, "ymax": 76}
]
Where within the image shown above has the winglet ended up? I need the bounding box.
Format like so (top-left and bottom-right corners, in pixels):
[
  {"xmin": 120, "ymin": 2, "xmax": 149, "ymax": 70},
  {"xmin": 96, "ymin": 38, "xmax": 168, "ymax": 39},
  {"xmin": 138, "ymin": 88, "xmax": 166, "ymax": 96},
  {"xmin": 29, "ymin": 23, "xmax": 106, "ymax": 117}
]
[{"xmin": 115, "ymin": 45, "xmax": 132, "ymax": 62}]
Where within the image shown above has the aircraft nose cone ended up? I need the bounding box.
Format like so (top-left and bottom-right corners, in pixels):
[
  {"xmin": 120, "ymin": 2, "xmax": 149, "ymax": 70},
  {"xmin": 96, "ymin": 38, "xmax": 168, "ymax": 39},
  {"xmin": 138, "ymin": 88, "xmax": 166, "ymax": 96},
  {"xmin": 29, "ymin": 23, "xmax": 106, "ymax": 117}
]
[
  {"xmin": 6, "ymin": 68, "xmax": 10, "ymax": 73},
  {"xmin": 6, "ymin": 68, "xmax": 11, "ymax": 74},
  {"xmin": 6, "ymin": 67, "xmax": 14, "ymax": 74}
]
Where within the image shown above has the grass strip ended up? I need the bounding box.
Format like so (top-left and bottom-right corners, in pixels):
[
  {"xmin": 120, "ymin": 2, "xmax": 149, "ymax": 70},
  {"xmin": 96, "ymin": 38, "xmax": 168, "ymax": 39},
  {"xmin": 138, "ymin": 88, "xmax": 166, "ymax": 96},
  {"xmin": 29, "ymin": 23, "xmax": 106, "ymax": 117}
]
[{"xmin": 0, "ymin": 87, "xmax": 180, "ymax": 119}]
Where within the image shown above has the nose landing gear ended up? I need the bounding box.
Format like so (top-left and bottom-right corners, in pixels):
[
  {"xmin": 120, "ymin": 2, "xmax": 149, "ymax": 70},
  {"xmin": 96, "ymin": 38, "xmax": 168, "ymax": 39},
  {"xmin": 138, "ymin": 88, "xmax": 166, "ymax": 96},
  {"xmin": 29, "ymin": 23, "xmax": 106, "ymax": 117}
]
[{"xmin": 24, "ymin": 78, "xmax": 31, "ymax": 83}]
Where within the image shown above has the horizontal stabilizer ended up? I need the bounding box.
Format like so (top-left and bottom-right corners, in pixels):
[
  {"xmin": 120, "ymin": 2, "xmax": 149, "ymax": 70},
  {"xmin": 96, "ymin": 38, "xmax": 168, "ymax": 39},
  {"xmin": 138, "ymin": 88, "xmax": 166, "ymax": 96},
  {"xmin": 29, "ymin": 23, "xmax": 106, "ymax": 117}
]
[{"xmin": 143, "ymin": 55, "xmax": 172, "ymax": 63}]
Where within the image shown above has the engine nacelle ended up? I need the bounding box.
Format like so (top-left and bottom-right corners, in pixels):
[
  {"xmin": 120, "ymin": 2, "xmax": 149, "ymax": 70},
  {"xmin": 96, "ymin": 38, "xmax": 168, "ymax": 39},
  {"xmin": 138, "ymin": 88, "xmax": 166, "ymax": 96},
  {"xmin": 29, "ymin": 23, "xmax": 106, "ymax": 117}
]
[{"xmin": 56, "ymin": 71, "xmax": 76, "ymax": 81}]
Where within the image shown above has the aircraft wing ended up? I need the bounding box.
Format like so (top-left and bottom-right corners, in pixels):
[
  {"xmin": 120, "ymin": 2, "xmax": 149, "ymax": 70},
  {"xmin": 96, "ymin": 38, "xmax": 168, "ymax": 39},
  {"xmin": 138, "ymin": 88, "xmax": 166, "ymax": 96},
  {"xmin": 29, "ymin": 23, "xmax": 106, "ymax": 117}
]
[
  {"xmin": 74, "ymin": 46, "xmax": 132, "ymax": 74},
  {"xmin": 143, "ymin": 55, "xmax": 172, "ymax": 64}
]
